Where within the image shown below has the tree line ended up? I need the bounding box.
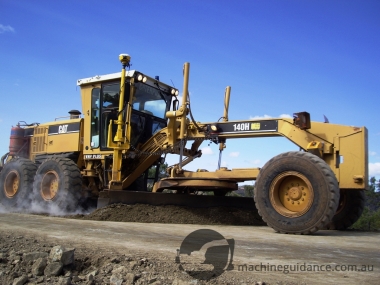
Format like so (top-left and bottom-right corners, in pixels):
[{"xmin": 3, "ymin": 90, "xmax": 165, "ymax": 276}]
[{"xmin": 351, "ymin": 177, "xmax": 380, "ymax": 230}]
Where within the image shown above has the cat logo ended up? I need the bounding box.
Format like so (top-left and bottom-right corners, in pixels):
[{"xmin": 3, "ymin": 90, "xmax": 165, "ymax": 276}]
[
  {"xmin": 58, "ymin": 125, "xmax": 68, "ymax": 134},
  {"xmin": 48, "ymin": 122, "xmax": 80, "ymax": 136}
]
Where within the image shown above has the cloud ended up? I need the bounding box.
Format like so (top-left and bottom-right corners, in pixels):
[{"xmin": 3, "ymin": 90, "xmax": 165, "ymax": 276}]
[
  {"xmin": 249, "ymin": 114, "xmax": 292, "ymax": 120},
  {"xmin": 201, "ymin": 146, "xmax": 214, "ymax": 155},
  {"xmin": 250, "ymin": 114, "xmax": 272, "ymax": 120},
  {"xmin": 369, "ymin": 151, "xmax": 377, "ymax": 156},
  {"xmin": 369, "ymin": 163, "xmax": 380, "ymax": 177},
  {"xmin": 244, "ymin": 159, "xmax": 261, "ymax": 166},
  {"xmin": 229, "ymin": 152, "xmax": 239, "ymax": 157},
  {"xmin": 0, "ymin": 24, "xmax": 15, "ymax": 33},
  {"xmin": 252, "ymin": 159, "xmax": 261, "ymax": 165}
]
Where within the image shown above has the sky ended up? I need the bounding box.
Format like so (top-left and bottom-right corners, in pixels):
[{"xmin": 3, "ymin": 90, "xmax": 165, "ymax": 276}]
[{"xmin": 1, "ymin": 0, "xmax": 380, "ymax": 182}]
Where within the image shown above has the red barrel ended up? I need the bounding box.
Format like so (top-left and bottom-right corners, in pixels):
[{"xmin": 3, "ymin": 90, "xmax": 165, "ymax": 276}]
[{"xmin": 9, "ymin": 126, "xmax": 25, "ymax": 156}]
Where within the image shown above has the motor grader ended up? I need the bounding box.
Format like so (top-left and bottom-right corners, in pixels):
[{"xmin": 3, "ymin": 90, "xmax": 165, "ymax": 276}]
[{"xmin": 0, "ymin": 54, "xmax": 368, "ymax": 234}]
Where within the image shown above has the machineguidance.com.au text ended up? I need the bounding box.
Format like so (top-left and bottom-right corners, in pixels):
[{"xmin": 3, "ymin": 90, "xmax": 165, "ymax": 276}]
[{"xmin": 237, "ymin": 263, "xmax": 374, "ymax": 274}]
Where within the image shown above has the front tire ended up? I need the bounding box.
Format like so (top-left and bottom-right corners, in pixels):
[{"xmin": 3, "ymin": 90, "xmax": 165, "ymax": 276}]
[
  {"xmin": 33, "ymin": 157, "xmax": 82, "ymax": 212},
  {"xmin": 0, "ymin": 158, "xmax": 37, "ymax": 209},
  {"xmin": 254, "ymin": 151, "xmax": 339, "ymax": 234}
]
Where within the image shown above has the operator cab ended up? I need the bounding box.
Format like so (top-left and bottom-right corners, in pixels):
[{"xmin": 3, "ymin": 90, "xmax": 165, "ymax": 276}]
[{"xmin": 80, "ymin": 71, "xmax": 178, "ymax": 151}]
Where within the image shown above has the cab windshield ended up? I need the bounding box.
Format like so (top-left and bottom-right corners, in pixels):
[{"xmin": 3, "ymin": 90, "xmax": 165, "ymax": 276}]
[
  {"xmin": 132, "ymin": 82, "xmax": 171, "ymax": 119},
  {"xmin": 92, "ymin": 80, "xmax": 173, "ymax": 149}
]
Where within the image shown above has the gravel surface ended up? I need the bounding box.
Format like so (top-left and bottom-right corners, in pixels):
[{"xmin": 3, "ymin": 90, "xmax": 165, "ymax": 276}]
[
  {"xmin": 0, "ymin": 228, "xmax": 303, "ymax": 285},
  {"xmin": 1, "ymin": 204, "xmax": 376, "ymax": 284},
  {"xmin": 0, "ymin": 204, "xmax": 291, "ymax": 285}
]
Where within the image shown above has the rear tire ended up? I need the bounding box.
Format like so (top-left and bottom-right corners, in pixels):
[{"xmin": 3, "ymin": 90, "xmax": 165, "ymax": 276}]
[
  {"xmin": 33, "ymin": 157, "xmax": 82, "ymax": 212},
  {"xmin": 0, "ymin": 158, "xmax": 37, "ymax": 209},
  {"xmin": 254, "ymin": 151, "xmax": 339, "ymax": 234},
  {"xmin": 325, "ymin": 189, "xmax": 365, "ymax": 230}
]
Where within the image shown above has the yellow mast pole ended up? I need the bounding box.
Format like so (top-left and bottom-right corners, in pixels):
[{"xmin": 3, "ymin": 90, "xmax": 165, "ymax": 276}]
[
  {"xmin": 218, "ymin": 86, "xmax": 231, "ymax": 169},
  {"xmin": 178, "ymin": 63, "xmax": 190, "ymax": 170},
  {"xmin": 110, "ymin": 54, "xmax": 130, "ymax": 189}
]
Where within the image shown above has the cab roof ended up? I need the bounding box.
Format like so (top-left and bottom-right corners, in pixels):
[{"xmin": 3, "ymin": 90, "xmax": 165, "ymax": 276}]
[
  {"xmin": 76, "ymin": 70, "xmax": 136, "ymax": 86},
  {"xmin": 76, "ymin": 70, "xmax": 175, "ymax": 94}
]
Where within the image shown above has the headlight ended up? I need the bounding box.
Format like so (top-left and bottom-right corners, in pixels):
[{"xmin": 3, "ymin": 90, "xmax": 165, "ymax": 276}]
[
  {"xmin": 171, "ymin": 88, "xmax": 179, "ymax": 96},
  {"xmin": 136, "ymin": 73, "xmax": 147, "ymax": 83}
]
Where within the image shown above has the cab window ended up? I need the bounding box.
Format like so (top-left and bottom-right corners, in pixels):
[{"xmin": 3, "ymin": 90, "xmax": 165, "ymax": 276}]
[
  {"xmin": 90, "ymin": 88, "xmax": 100, "ymax": 148},
  {"xmin": 133, "ymin": 83, "xmax": 171, "ymax": 119}
]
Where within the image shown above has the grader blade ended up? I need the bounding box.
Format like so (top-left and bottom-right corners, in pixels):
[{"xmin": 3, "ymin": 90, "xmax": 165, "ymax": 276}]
[
  {"xmin": 152, "ymin": 177, "xmax": 238, "ymax": 193},
  {"xmin": 98, "ymin": 191, "xmax": 257, "ymax": 210}
]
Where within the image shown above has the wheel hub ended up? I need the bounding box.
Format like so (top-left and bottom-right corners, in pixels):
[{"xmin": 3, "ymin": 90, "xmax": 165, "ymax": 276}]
[
  {"xmin": 288, "ymin": 186, "xmax": 302, "ymax": 200},
  {"xmin": 41, "ymin": 171, "xmax": 59, "ymax": 201},
  {"xmin": 270, "ymin": 171, "xmax": 314, "ymax": 218},
  {"xmin": 4, "ymin": 171, "xmax": 20, "ymax": 198}
]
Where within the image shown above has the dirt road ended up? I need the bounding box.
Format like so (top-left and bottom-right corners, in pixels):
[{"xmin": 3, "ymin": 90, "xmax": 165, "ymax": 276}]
[{"xmin": 0, "ymin": 213, "xmax": 378, "ymax": 284}]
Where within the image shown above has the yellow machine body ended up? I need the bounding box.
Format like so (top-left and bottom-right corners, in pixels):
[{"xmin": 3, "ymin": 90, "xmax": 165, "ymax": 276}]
[{"xmin": 0, "ymin": 55, "xmax": 369, "ymax": 234}]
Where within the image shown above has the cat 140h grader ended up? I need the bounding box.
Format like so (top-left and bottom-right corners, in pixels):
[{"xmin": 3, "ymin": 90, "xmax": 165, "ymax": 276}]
[{"xmin": 0, "ymin": 54, "xmax": 368, "ymax": 234}]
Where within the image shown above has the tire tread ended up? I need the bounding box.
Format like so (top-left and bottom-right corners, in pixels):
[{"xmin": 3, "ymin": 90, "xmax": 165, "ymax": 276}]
[{"xmin": 254, "ymin": 151, "xmax": 339, "ymax": 234}]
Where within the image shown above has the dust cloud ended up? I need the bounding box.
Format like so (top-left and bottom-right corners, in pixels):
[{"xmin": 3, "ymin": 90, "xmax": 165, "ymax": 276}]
[{"xmin": 0, "ymin": 174, "xmax": 94, "ymax": 216}]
